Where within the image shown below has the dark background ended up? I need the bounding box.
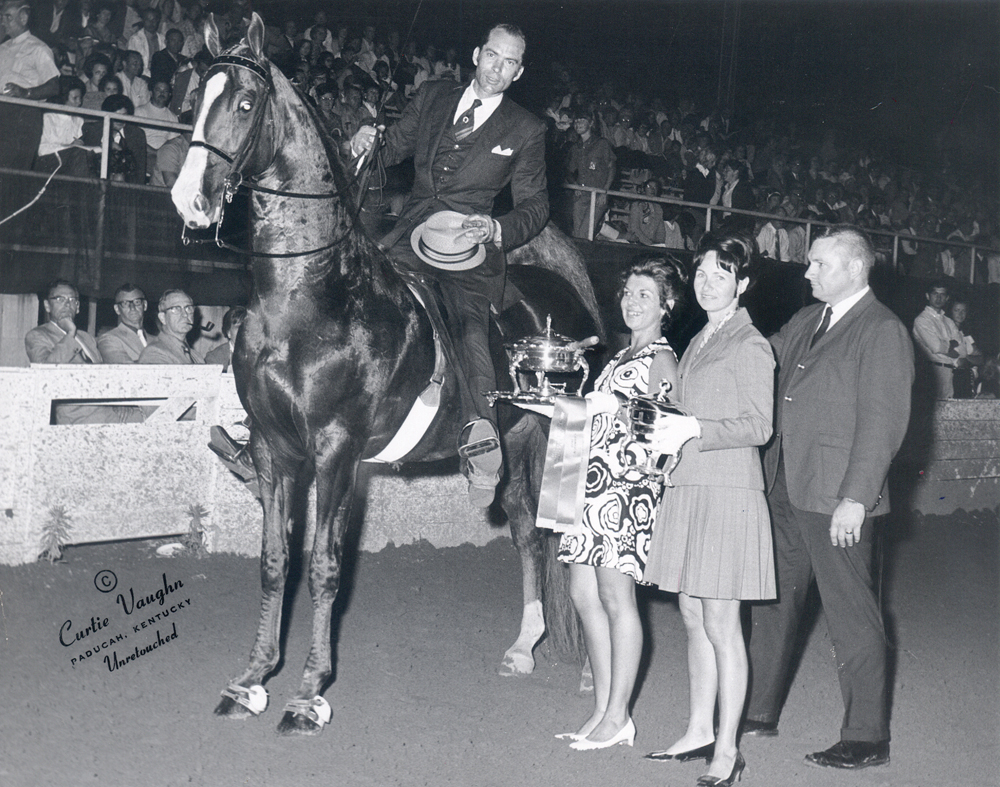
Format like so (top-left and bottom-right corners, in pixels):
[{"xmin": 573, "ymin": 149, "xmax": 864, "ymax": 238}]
[{"xmin": 252, "ymin": 0, "xmax": 999, "ymax": 182}]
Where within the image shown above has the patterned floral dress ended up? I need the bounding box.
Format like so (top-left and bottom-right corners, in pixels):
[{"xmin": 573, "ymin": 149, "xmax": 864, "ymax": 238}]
[{"xmin": 557, "ymin": 338, "xmax": 674, "ymax": 582}]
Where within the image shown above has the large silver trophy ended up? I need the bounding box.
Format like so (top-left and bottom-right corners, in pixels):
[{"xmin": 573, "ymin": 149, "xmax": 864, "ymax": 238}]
[
  {"xmin": 486, "ymin": 315, "xmax": 591, "ymax": 406},
  {"xmin": 619, "ymin": 380, "xmax": 690, "ymax": 486}
]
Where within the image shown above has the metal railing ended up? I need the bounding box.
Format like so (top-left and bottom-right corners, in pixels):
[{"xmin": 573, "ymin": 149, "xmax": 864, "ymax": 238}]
[
  {"xmin": 566, "ymin": 183, "xmax": 999, "ymax": 285},
  {"xmin": 0, "ymin": 94, "xmax": 191, "ymax": 181}
]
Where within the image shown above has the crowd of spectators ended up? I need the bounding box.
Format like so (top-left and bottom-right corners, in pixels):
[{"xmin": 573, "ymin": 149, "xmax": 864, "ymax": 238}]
[
  {"xmin": 3, "ymin": 0, "xmax": 996, "ymax": 285},
  {"xmin": 544, "ymin": 72, "xmax": 999, "ymax": 284}
]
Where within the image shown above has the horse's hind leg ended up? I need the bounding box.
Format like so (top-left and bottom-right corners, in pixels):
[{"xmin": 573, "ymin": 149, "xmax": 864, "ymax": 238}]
[
  {"xmin": 276, "ymin": 452, "xmax": 358, "ymax": 736},
  {"xmin": 216, "ymin": 445, "xmax": 299, "ymax": 720},
  {"xmin": 499, "ymin": 415, "xmax": 549, "ymax": 676}
]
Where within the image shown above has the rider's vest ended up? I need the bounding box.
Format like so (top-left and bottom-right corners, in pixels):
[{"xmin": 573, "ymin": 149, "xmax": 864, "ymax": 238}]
[{"xmin": 431, "ymin": 113, "xmax": 484, "ymax": 192}]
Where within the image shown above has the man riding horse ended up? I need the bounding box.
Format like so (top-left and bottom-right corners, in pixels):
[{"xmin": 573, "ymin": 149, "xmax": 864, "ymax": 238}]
[{"xmin": 351, "ymin": 23, "xmax": 548, "ymax": 508}]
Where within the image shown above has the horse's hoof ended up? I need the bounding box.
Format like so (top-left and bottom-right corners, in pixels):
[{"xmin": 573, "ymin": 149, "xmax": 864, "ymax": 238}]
[
  {"xmin": 214, "ymin": 695, "xmax": 255, "ymax": 720},
  {"xmin": 276, "ymin": 696, "xmax": 331, "ymax": 736},
  {"xmin": 498, "ymin": 650, "xmax": 534, "ymax": 677},
  {"xmin": 578, "ymin": 666, "xmax": 594, "ymax": 694},
  {"xmin": 276, "ymin": 711, "xmax": 324, "ymax": 736},
  {"xmin": 218, "ymin": 682, "xmax": 268, "ymax": 717}
]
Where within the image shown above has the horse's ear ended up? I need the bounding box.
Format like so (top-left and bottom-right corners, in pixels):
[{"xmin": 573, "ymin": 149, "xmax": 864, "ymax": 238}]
[
  {"xmin": 246, "ymin": 12, "xmax": 265, "ymax": 61},
  {"xmin": 204, "ymin": 13, "xmax": 221, "ymax": 58}
]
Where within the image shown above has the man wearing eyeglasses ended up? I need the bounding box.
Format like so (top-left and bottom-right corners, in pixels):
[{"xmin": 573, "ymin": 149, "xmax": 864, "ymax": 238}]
[
  {"xmin": 25, "ymin": 280, "xmax": 103, "ymax": 365},
  {"xmin": 25, "ymin": 280, "xmax": 142, "ymax": 424},
  {"xmin": 98, "ymin": 283, "xmax": 148, "ymax": 363},
  {"xmin": 138, "ymin": 289, "xmax": 205, "ymax": 364}
]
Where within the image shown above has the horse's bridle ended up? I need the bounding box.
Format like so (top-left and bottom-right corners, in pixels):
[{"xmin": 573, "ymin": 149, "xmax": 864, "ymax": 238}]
[{"xmin": 183, "ymin": 52, "xmax": 348, "ymax": 258}]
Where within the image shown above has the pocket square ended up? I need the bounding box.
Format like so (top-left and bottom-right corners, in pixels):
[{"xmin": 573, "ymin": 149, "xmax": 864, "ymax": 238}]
[{"xmin": 491, "ymin": 145, "xmax": 514, "ymax": 156}]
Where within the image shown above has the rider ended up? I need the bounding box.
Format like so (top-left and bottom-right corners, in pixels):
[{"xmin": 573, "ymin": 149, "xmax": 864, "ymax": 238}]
[{"xmin": 351, "ymin": 23, "xmax": 549, "ymax": 507}]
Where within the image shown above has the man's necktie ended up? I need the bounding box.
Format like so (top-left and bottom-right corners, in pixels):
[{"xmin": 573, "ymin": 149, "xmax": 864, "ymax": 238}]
[
  {"xmin": 183, "ymin": 345, "xmax": 193, "ymax": 363},
  {"xmin": 810, "ymin": 305, "xmax": 831, "ymax": 348},
  {"xmin": 453, "ymin": 99, "xmax": 481, "ymax": 142}
]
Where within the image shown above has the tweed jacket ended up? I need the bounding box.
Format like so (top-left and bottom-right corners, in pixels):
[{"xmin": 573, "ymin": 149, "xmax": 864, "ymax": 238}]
[
  {"xmin": 25, "ymin": 321, "xmax": 103, "ymax": 364},
  {"xmin": 97, "ymin": 324, "xmax": 147, "ymax": 363},
  {"xmin": 381, "ymin": 80, "xmax": 548, "ymax": 251},
  {"xmin": 669, "ymin": 308, "xmax": 775, "ymax": 490},
  {"xmin": 765, "ymin": 289, "xmax": 914, "ymax": 516}
]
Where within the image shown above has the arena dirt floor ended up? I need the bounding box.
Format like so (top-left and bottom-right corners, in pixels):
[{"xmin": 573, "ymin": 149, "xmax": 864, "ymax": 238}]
[{"xmin": 0, "ymin": 507, "xmax": 995, "ymax": 787}]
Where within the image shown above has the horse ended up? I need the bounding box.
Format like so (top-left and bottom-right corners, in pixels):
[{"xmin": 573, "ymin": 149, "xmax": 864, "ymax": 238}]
[{"xmin": 171, "ymin": 14, "xmax": 604, "ymax": 736}]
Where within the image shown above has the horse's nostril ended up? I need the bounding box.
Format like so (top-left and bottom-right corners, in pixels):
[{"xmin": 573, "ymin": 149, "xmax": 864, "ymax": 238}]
[{"xmin": 193, "ymin": 193, "xmax": 210, "ymax": 214}]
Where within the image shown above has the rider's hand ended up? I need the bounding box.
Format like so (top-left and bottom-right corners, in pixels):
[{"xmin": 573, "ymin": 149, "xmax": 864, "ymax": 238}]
[
  {"xmin": 460, "ymin": 214, "xmax": 499, "ymax": 245},
  {"xmin": 350, "ymin": 125, "xmax": 381, "ymax": 158}
]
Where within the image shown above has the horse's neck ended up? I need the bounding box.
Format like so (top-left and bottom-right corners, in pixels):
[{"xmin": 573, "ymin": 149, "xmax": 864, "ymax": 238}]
[{"xmin": 249, "ymin": 79, "xmax": 349, "ymax": 294}]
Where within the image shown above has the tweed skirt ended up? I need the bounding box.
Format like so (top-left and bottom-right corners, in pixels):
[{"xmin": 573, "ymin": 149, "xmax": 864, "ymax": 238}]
[{"xmin": 643, "ymin": 484, "xmax": 776, "ymax": 600}]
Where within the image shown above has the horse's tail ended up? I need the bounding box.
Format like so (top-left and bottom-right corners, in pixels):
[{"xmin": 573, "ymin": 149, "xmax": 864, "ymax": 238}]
[
  {"xmin": 507, "ymin": 223, "xmax": 606, "ymax": 340},
  {"xmin": 541, "ymin": 525, "xmax": 586, "ymax": 661}
]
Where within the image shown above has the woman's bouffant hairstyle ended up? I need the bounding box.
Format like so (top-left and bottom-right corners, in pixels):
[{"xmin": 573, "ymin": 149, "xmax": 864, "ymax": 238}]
[
  {"xmin": 694, "ymin": 233, "xmax": 760, "ymax": 299},
  {"xmin": 617, "ymin": 255, "xmax": 688, "ymax": 324}
]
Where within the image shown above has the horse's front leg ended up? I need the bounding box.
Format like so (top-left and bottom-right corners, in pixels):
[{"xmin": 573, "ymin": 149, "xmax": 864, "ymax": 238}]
[
  {"xmin": 277, "ymin": 446, "xmax": 359, "ymax": 736},
  {"xmin": 216, "ymin": 441, "xmax": 299, "ymax": 720}
]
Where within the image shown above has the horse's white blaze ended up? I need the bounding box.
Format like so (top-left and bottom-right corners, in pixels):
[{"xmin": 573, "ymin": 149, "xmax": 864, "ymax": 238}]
[{"xmin": 171, "ymin": 72, "xmax": 229, "ymax": 227}]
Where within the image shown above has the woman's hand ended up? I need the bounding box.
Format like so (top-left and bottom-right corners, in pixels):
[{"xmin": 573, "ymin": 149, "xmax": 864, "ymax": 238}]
[{"xmin": 649, "ymin": 414, "xmax": 700, "ymax": 455}]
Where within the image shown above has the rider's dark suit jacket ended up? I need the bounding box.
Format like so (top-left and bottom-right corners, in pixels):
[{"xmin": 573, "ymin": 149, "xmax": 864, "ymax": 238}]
[{"xmin": 380, "ymin": 79, "xmax": 548, "ymax": 251}]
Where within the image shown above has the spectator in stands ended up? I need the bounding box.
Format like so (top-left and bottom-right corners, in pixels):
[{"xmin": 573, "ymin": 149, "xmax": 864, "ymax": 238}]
[
  {"xmin": 84, "ymin": 93, "xmax": 146, "ymax": 182},
  {"xmin": 719, "ymin": 160, "xmax": 755, "ymax": 235},
  {"xmin": 624, "ymin": 179, "xmax": 666, "ymax": 246},
  {"xmin": 170, "ymin": 48, "xmax": 209, "ymax": 122},
  {"xmin": 34, "ymin": 75, "xmax": 94, "ymax": 177},
  {"xmin": 138, "ymin": 290, "xmax": 205, "ymax": 364},
  {"xmin": 98, "ymin": 283, "xmax": 148, "ymax": 362},
  {"xmin": 32, "ymin": 0, "xmax": 77, "ymax": 50},
  {"xmin": 25, "ymin": 280, "xmax": 142, "ymax": 423},
  {"xmin": 150, "ymin": 28, "xmax": 185, "ymax": 87},
  {"xmin": 206, "ymin": 306, "xmax": 247, "ymax": 371},
  {"xmin": 135, "ymin": 79, "xmax": 181, "ymax": 181},
  {"xmin": 80, "ymin": 52, "xmax": 111, "ymax": 108},
  {"xmin": 683, "ymin": 145, "xmax": 720, "ymax": 246},
  {"xmin": 434, "ymin": 46, "xmax": 462, "ymax": 82},
  {"xmin": 85, "ymin": 2, "xmax": 115, "ymax": 45},
  {"xmin": 948, "ymin": 299, "xmax": 984, "ymax": 398},
  {"xmin": 566, "ymin": 109, "xmax": 617, "ymax": 240},
  {"xmin": 126, "ymin": 7, "xmax": 164, "ymax": 78},
  {"xmin": 912, "ymin": 278, "xmax": 968, "ymax": 399},
  {"xmin": 118, "ymin": 49, "xmax": 150, "ymax": 108},
  {"xmin": 0, "ymin": 0, "xmax": 61, "ymax": 170},
  {"xmin": 329, "ymin": 78, "xmax": 365, "ymax": 156}
]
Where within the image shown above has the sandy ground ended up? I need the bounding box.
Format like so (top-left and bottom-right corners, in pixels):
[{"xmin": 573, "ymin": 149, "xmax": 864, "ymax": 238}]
[{"xmin": 0, "ymin": 508, "xmax": 995, "ymax": 787}]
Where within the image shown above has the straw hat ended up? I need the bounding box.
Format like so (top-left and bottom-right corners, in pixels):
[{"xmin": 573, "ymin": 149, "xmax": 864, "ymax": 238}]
[{"xmin": 410, "ymin": 211, "xmax": 486, "ymax": 271}]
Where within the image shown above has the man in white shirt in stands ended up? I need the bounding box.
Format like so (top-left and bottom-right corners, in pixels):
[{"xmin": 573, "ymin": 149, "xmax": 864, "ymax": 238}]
[
  {"xmin": 135, "ymin": 79, "xmax": 185, "ymax": 184},
  {"xmin": 912, "ymin": 278, "xmax": 968, "ymax": 399},
  {"xmin": 119, "ymin": 49, "xmax": 150, "ymax": 109},
  {"xmin": 0, "ymin": 0, "xmax": 60, "ymax": 170},
  {"xmin": 126, "ymin": 7, "xmax": 164, "ymax": 78}
]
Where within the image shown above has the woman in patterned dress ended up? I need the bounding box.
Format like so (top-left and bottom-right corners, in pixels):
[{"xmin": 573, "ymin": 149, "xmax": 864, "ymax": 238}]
[
  {"xmin": 642, "ymin": 235, "xmax": 775, "ymax": 786},
  {"xmin": 557, "ymin": 257, "xmax": 687, "ymax": 750}
]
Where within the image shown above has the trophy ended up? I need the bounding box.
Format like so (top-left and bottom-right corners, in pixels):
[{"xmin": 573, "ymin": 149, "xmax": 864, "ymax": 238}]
[
  {"xmin": 619, "ymin": 380, "xmax": 690, "ymax": 486},
  {"xmin": 486, "ymin": 315, "xmax": 591, "ymax": 406}
]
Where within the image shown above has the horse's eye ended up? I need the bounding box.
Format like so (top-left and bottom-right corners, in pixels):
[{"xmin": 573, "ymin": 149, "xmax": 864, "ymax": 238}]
[{"xmin": 239, "ymin": 99, "xmax": 253, "ymax": 112}]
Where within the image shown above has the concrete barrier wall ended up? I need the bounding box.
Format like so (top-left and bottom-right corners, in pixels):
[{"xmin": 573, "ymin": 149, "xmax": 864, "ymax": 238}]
[
  {"xmin": 895, "ymin": 399, "xmax": 1000, "ymax": 515},
  {"xmin": 0, "ymin": 366, "xmax": 494, "ymax": 565}
]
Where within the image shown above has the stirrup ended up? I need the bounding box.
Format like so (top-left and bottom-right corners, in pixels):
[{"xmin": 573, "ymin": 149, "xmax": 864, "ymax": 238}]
[{"xmin": 458, "ymin": 420, "xmax": 502, "ymax": 508}]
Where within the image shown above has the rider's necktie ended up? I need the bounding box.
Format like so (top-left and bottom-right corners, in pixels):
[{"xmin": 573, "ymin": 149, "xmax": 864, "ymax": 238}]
[{"xmin": 453, "ymin": 99, "xmax": 481, "ymax": 142}]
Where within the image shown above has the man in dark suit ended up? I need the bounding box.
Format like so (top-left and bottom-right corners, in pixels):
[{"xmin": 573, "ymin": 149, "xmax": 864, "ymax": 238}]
[
  {"xmin": 351, "ymin": 23, "xmax": 548, "ymax": 508},
  {"xmin": 745, "ymin": 226, "xmax": 914, "ymax": 769}
]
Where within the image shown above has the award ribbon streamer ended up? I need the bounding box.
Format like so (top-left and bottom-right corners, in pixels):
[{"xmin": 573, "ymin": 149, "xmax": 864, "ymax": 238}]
[{"xmin": 535, "ymin": 396, "xmax": 593, "ymax": 533}]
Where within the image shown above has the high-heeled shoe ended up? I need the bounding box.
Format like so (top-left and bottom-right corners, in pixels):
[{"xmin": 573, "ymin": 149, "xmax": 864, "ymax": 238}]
[
  {"xmin": 696, "ymin": 751, "xmax": 745, "ymax": 786},
  {"xmin": 644, "ymin": 741, "xmax": 715, "ymax": 762},
  {"xmin": 569, "ymin": 718, "xmax": 636, "ymax": 750},
  {"xmin": 554, "ymin": 732, "xmax": 584, "ymax": 741}
]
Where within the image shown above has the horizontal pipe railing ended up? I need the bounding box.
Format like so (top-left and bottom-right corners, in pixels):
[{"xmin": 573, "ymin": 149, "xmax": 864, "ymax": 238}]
[
  {"xmin": 565, "ymin": 183, "xmax": 998, "ymax": 285},
  {"xmin": 0, "ymin": 94, "xmax": 191, "ymax": 181}
]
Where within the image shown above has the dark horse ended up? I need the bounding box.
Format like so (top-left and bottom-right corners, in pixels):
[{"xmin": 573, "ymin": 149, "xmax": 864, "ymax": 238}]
[{"xmin": 172, "ymin": 15, "xmax": 603, "ymax": 735}]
